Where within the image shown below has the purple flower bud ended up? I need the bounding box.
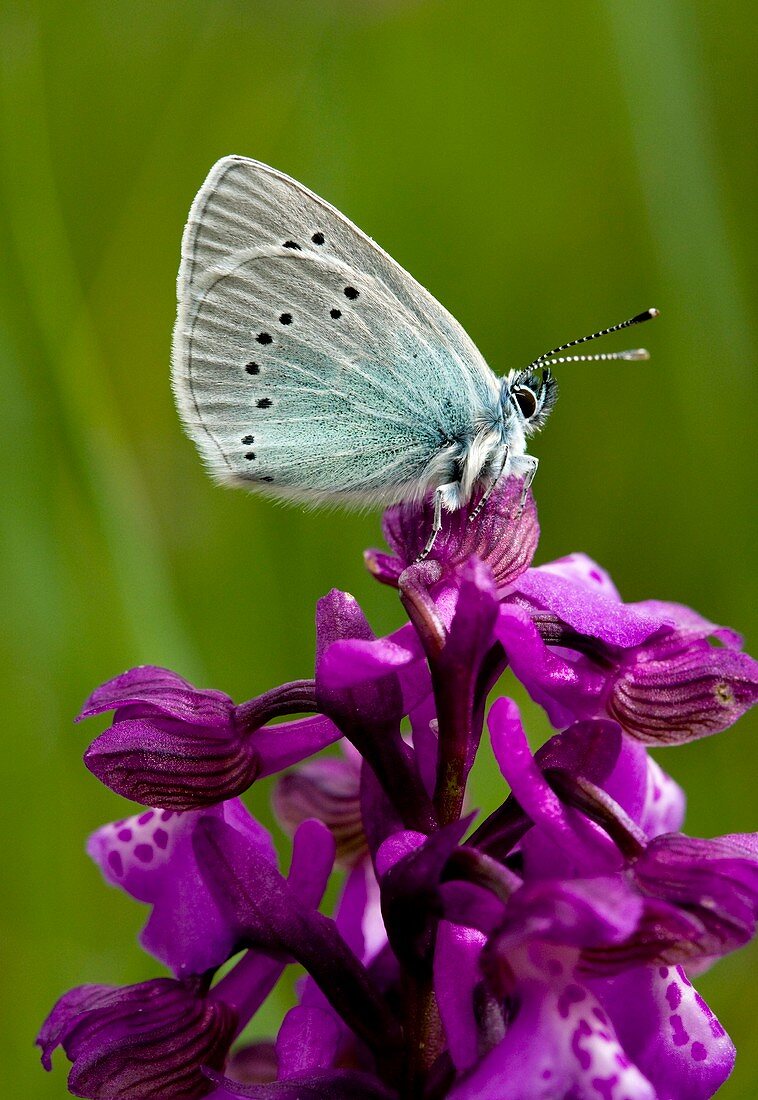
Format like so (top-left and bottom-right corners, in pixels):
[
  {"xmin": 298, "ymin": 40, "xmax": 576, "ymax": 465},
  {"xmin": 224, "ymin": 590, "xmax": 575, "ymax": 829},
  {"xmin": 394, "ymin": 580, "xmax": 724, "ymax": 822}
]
[
  {"xmin": 37, "ymin": 977, "xmax": 237, "ymax": 1099},
  {"xmin": 80, "ymin": 666, "xmax": 340, "ymax": 809},
  {"xmin": 365, "ymin": 477, "xmax": 539, "ymax": 593}
]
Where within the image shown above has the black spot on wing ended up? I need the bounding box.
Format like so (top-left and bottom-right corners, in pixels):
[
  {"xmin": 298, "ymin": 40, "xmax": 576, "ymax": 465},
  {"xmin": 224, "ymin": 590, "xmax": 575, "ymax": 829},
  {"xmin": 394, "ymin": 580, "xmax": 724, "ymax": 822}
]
[
  {"xmin": 245, "ymin": 362, "xmax": 260, "ymax": 375},
  {"xmin": 279, "ymin": 313, "xmax": 293, "ymax": 325},
  {"xmin": 256, "ymin": 332, "xmax": 272, "ymax": 345},
  {"xmin": 312, "ymin": 232, "xmax": 325, "ymax": 245},
  {"xmin": 344, "ymin": 286, "xmax": 359, "ymax": 300},
  {"xmin": 257, "ymin": 398, "xmax": 272, "ymax": 409}
]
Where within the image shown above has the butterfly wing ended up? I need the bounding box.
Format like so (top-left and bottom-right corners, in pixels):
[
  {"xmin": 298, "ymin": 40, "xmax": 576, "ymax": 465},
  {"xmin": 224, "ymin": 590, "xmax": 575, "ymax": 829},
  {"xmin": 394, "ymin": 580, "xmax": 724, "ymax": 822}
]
[{"xmin": 172, "ymin": 156, "xmax": 500, "ymax": 505}]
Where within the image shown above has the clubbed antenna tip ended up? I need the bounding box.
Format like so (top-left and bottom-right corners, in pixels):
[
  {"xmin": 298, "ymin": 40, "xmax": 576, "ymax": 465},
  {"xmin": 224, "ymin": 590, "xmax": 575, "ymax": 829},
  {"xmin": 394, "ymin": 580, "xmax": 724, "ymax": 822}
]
[{"xmin": 526, "ymin": 306, "xmax": 661, "ymax": 372}]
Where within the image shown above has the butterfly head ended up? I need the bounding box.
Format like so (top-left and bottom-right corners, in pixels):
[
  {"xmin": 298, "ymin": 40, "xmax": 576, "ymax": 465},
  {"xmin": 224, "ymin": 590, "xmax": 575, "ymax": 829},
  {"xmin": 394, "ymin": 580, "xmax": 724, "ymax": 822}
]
[{"xmin": 503, "ymin": 368, "xmax": 559, "ymax": 436}]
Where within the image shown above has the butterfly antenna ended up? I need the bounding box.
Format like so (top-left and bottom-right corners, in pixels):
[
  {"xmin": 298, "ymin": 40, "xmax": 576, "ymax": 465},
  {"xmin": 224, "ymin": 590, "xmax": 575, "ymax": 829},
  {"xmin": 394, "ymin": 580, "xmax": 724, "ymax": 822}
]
[
  {"xmin": 525, "ymin": 308, "xmax": 659, "ymax": 372},
  {"xmin": 542, "ymin": 348, "xmax": 650, "ymax": 367}
]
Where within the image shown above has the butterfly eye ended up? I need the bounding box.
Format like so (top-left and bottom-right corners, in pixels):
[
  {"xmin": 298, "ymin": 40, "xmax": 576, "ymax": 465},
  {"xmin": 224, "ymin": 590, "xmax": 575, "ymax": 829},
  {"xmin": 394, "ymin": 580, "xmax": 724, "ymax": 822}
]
[{"xmin": 514, "ymin": 387, "xmax": 538, "ymax": 419}]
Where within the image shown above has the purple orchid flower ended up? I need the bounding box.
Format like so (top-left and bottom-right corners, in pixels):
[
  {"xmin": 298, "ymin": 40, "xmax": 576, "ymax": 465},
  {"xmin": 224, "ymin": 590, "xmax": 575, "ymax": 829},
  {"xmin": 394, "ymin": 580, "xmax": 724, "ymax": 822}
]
[
  {"xmin": 81, "ymin": 666, "xmax": 342, "ymax": 809},
  {"xmin": 88, "ymin": 798, "xmax": 277, "ymax": 976},
  {"xmin": 38, "ymin": 814, "xmax": 336, "ymax": 1098},
  {"xmin": 41, "ymin": 481, "xmax": 758, "ymax": 1098}
]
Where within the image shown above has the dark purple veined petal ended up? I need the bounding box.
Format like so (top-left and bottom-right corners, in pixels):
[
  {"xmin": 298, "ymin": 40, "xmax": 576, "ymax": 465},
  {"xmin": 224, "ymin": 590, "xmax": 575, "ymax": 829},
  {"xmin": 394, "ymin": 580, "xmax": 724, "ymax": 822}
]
[
  {"xmin": 609, "ymin": 640, "xmax": 758, "ymax": 744},
  {"xmin": 37, "ymin": 978, "xmax": 237, "ymax": 1099},
  {"xmin": 84, "ymin": 716, "xmax": 260, "ymax": 810},
  {"xmin": 79, "ymin": 665, "xmax": 235, "ymax": 725},
  {"xmin": 631, "ymin": 833, "xmax": 758, "ymax": 955}
]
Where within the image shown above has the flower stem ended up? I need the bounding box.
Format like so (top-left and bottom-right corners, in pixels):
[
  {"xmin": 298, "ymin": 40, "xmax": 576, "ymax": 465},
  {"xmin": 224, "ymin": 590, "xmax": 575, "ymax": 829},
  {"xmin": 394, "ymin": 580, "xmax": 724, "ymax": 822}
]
[
  {"xmin": 402, "ymin": 972, "xmax": 444, "ymax": 1098},
  {"xmin": 431, "ymin": 664, "xmax": 470, "ymax": 826}
]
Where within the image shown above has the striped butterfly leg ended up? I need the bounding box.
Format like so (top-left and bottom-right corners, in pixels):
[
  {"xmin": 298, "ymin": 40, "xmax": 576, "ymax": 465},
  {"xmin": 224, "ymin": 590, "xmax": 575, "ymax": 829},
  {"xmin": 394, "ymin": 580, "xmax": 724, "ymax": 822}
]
[
  {"xmin": 416, "ymin": 485, "xmax": 458, "ymax": 562},
  {"xmin": 468, "ymin": 447, "xmax": 509, "ymax": 525},
  {"xmin": 511, "ymin": 454, "xmax": 539, "ymax": 516}
]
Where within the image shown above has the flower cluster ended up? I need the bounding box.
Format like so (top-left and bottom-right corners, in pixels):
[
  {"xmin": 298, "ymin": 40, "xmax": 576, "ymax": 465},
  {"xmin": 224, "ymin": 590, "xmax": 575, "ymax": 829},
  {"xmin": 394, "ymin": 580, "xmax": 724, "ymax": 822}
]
[{"xmin": 39, "ymin": 479, "xmax": 758, "ymax": 1099}]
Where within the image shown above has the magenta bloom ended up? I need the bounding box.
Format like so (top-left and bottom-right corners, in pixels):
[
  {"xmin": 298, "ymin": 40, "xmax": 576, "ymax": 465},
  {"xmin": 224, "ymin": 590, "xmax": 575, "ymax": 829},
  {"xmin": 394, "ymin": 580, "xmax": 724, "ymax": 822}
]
[{"xmin": 40, "ymin": 479, "xmax": 758, "ymax": 1099}]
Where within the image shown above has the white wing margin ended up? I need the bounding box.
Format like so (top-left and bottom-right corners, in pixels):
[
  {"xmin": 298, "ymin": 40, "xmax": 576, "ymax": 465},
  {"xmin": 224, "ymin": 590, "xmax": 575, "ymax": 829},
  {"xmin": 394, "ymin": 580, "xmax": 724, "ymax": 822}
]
[{"xmin": 172, "ymin": 156, "xmax": 500, "ymax": 504}]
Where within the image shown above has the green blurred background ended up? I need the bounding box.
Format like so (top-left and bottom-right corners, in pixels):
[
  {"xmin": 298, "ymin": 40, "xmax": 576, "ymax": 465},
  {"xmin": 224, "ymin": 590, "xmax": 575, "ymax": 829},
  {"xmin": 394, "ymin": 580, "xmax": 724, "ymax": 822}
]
[{"xmin": 2, "ymin": 0, "xmax": 756, "ymax": 1095}]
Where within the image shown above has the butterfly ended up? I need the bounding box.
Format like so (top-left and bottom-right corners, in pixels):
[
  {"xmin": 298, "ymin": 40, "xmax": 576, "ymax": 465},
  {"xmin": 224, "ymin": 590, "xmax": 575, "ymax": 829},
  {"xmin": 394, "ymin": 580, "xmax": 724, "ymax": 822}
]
[{"xmin": 172, "ymin": 156, "xmax": 656, "ymax": 557}]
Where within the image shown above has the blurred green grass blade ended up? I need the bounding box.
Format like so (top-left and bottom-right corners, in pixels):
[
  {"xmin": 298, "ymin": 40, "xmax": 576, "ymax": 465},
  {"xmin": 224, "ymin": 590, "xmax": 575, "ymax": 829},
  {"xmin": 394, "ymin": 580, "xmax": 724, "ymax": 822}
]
[
  {"xmin": 0, "ymin": 10, "xmax": 200, "ymax": 675},
  {"xmin": 606, "ymin": 0, "xmax": 753, "ymax": 365},
  {"xmin": 606, "ymin": 0, "xmax": 757, "ymax": 630}
]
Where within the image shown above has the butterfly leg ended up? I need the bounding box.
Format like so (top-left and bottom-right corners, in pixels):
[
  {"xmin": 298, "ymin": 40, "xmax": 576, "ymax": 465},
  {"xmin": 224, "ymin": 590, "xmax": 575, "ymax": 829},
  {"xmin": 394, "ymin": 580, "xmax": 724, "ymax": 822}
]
[
  {"xmin": 511, "ymin": 455, "xmax": 539, "ymax": 514},
  {"xmin": 416, "ymin": 487, "xmax": 446, "ymax": 562},
  {"xmin": 468, "ymin": 447, "xmax": 509, "ymax": 524}
]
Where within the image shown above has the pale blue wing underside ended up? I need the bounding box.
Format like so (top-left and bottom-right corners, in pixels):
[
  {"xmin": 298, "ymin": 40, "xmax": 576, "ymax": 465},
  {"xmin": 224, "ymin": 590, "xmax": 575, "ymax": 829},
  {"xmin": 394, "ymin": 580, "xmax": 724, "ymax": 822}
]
[{"xmin": 172, "ymin": 156, "xmax": 500, "ymax": 506}]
